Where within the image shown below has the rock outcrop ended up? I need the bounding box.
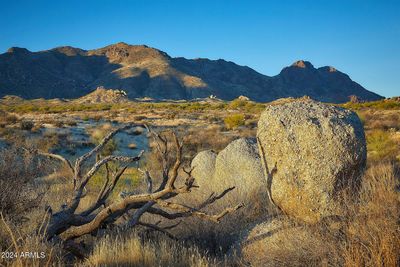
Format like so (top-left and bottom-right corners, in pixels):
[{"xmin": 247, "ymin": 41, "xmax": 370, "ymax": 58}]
[
  {"xmin": 257, "ymin": 99, "xmax": 367, "ymax": 223},
  {"xmin": 74, "ymin": 86, "xmax": 129, "ymax": 104}
]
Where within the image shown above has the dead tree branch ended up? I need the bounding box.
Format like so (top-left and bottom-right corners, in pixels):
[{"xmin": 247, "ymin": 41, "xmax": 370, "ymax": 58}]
[{"xmin": 41, "ymin": 124, "xmax": 241, "ymax": 258}]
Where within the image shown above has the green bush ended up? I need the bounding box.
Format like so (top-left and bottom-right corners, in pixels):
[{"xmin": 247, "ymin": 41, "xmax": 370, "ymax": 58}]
[
  {"xmin": 228, "ymin": 99, "xmax": 247, "ymax": 110},
  {"xmin": 20, "ymin": 120, "xmax": 34, "ymax": 131},
  {"xmin": 224, "ymin": 114, "xmax": 245, "ymax": 129},
  {"xmin": 90, "ymin": 125, "xmax": 118, "ymax": 156}
]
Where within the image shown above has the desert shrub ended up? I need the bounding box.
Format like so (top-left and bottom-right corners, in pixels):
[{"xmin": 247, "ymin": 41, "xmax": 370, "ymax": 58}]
[
  {"xmin": 167, "ymin": 102, "xmax": 212, "ymax": 112},
  {"xmin": 64, "ymin": 119, "xmax": 77, "ymax": 126},
  {"xmin": 244, "ymin": 102, "xmax": 265, "ymax": 113},
  {"xmin": 0, "ymin": 149, "xmax": 34, "ymax": 218},
  {"xmin": 133, "ymin": 115, "xmax": 147, "ymax": 121},
  {"xmin": 82, "ymin": 115, "xmax": 90, "ymax": 121},
  {"xmin": 91, "ymin": 114, "xmax": 103, "ymax": 121},
  {"xmin": 228, "ymin": 99, "xmax": 247, "ymax": 110},
  {"xmin": 166, "ymin": 111, "xmax": 178, "ymax": 119},
  {"xmin": 227, "ymin": 99, "xmax": 265, "ymax": 114},
  {"xmin": 87, "ymin": 165, "xmax": 141, "ymax": 200},
  {"xmin": 213, "ymin": 103, "xmax": 226, "ymax": 110},
  {"xmin": 367, "ymin": 130, "xmax": 398, "ymax": 161},
  {"xmin": 224, "ymin": 114, "xmax": 245, "ymax": 129},
  {"xmin": 20, "ymin": 120, "xmax": 34, "ymax": 131},
  {"xmin": 0, "ymin": 113, "xmax": 18, "ymax": 125},
  {"xmin": 32, "ymin": 129, "xmax": 60, "ymax": 149},
  {"xmin": 207, "ymin": 116, "xmax": 222, "ymax": 123},
  {"xmin": 0, "ymin": 128, "xmax": 33, "ymax": 148},
  {"xmin": 367, "ymin": 113, "xmax": 400, "ymax": 131},
  {"xmin": 6, "ymin": 114, "xmax": 18, "ymax": 124},
  {"xmin": 0, "ymin": 146, "xmax": 55, "ymax": 251},
  {"xmin": 89, "ymin": 123, "xmax": 118, "ymax": 156},
  {"xmin": 181, "ymin": 125, "xmax": 235, "ymax": 159}
]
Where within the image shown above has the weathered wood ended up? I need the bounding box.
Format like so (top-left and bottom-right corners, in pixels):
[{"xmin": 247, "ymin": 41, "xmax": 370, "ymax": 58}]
[{"xmin": 41, "ymin": 125, "xmax": 240, "ymax": 258}]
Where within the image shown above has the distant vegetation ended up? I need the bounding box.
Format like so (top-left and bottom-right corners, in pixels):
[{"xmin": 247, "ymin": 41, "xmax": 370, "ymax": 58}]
[
  {"xmin": 342, "ymin": 98, "xmax": 400, "ymax": 110},
  {"xmin": 0, "ymin": 97, "xmax": 268, "ymax": 115},
  {"xmin": 224, "ymin": 114, "xmax": 245, "ymax": 129}
]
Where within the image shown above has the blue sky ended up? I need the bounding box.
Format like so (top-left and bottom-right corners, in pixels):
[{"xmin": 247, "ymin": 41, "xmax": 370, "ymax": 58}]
[{"xmin": 0, "ymin": 0, "xmax": 399, "ymax": 97}]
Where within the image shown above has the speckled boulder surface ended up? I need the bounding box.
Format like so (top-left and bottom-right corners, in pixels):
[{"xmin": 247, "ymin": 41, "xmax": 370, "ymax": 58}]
[
  {"xmin": 257, "ymin": 99, "xmax": 366, "ymax": 223},
  {"xmin": 191, "ymin": 138, "xmax": 268, "ymax": 215},
  {"xmin": 213, "ymin": 138, "xmax": 266, "ymax": 198},
  {"xmin": 190, "ymin": 150, "xmax": 217, "ymax": 197}
]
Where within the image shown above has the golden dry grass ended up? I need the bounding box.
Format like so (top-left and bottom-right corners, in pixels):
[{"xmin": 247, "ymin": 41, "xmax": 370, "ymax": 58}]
[
  {"xmin": 85, "ymin": 231, "xmax": 217, "ymax": 267},
  {"xmin": 241, "ymin": 162, "xmax": 400, "ymax": 267}
]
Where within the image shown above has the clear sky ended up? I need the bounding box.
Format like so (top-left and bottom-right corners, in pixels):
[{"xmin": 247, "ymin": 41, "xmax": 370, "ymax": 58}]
[{"xmin": 0, "ymin": 0, "xmax": 399, "ymax": 97}]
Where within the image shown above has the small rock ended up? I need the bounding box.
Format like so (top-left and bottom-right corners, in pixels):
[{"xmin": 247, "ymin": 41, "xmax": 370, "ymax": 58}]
[{"xmin": 128, "ymin": 143, "xmax": 137, "ymax": 149}]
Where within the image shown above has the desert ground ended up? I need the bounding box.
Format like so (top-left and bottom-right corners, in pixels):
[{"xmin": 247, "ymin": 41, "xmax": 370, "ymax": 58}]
[{"xmin": 0, "ymin": 94, "xmax": 399, "ymax": 266}]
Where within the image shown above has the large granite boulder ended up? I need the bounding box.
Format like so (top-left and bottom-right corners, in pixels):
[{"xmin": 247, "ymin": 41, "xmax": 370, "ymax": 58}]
[{"xmin": 257, "ymin": 99, "xmax": 366, "ymax": 223}]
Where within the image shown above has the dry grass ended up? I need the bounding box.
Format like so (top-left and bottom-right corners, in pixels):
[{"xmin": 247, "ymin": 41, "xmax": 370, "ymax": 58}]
[
  {"xmin": 242, "ymin": 162, "xmax": 400, "ymax": 266},
  {"xmin": 338, "ymin": 163, "xmax": 400, "ymax": 267},
  {"xmin": 0, "ymin": 213, "xmax": 64, "ymax": 267},
  {"xmin": 86, "ymin": 231, "xmax": 218, "ymax": 267},
  {"xmin": 367, "ymin": 129, "xmax": 398, "ymax": 162},
  {"xmin": 356, "ymin": 109, "xmax": 400, "ymax": 131}
]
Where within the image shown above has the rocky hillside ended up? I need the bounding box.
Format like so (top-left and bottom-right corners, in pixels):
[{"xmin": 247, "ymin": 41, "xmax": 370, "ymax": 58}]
[
  {"xmin": 0, "ymin": 42, "xmax": 382, "ymax": 103},
  {"xmin": 73, "ymin": 87, "xmax": 129, "ymax": 104}
]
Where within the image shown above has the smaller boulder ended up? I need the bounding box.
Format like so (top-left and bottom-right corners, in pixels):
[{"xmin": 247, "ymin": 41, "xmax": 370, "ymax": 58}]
[
  {"xmin": 191, "ymin": 150, "xmax": 217, "ymax": 197},
  {"xmin": 191, "ymin": 138, "xmax": 270, "ymax": 220},
  {"xmin": 213, "ymin": 138, "xmax": 265, "ymax": 200}
]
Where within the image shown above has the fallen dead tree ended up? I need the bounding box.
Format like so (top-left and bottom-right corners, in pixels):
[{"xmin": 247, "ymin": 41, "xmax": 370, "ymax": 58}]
[{"xmin": 37, "ymin": 124, "xmax": 241, "ymax": 257}]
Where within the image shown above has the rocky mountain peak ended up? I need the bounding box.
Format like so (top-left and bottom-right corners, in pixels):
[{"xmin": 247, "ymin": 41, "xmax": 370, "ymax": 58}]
[
  {"xmin": 318, "ymin": 66, "xmax": 338, "ymax": 73},
  {"xmin": 89, "ymin": 42, "xmax": 170, "ymax": 63},
  {"xmin": 291, "ymin": 60, "xmax": 314, "ymax": 69},
  {"xmin": 6, "ymin": 47, "xmax": 30, "ymax": 54},
  {"xmin": 51, "ymin": 46, "xmax": 87, "ymax": 56}
]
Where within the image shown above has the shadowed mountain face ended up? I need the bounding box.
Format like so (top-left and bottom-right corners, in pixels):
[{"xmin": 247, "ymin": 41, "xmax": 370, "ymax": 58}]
[{"xmin": 0, "ymin": 42, "xmax": 382, "ymax": 102}]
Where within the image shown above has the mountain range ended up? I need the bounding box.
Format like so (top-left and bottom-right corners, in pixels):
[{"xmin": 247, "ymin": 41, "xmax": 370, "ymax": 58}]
[{"xmin": 0, "ymin": 42, "xmax": 382, "ymax": 103}]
